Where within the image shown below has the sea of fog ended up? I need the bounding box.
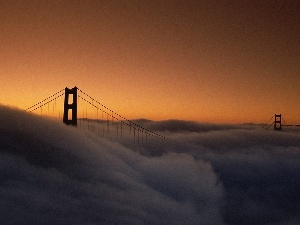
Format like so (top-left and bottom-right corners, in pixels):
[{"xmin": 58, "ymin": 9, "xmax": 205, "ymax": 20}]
[{"xmin": 0, "ymin": 105, "xmax": 299, "ymax": 225}]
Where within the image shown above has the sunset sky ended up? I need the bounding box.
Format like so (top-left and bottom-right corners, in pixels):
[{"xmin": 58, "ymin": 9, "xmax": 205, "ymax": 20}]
[{"xmin": 1, "ymin": 0, "xmax": 299, "ymax": 123}]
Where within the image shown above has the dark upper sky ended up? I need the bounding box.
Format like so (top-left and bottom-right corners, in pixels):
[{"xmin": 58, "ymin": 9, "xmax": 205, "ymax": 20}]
[{"xmin": 1, "ymin": 0, "xmax": 300, "ymax": 123}]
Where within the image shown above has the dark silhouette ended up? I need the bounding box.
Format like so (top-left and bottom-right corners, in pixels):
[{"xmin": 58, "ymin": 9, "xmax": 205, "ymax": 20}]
[
  {"xmin": 63, "ymin": 87, "xmax": 77, "ymax": 126},
  {"xmin": 274, "ymin": 114, "xmax": 282, "ymax": 130}
]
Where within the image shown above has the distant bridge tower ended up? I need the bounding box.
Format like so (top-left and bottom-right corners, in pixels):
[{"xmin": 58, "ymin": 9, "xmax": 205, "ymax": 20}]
[
  {"xmin": 274, "ymin": 114, "xmax": 282, "ymax": 130},
  {"xmin": 63, "ymin": 87, "xmax": 77, "ymax": 126}
]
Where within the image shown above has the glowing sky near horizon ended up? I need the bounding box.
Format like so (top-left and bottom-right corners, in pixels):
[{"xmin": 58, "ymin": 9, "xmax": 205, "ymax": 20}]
[{"xmin": 1, "ymin": 1, "xmax": 300, "ymax": 123}]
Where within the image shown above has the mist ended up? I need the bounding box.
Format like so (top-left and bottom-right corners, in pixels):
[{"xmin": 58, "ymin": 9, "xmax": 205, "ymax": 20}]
[{"xmin": 0, "ymin": 105, "xmax": 299, "ymax": 225}]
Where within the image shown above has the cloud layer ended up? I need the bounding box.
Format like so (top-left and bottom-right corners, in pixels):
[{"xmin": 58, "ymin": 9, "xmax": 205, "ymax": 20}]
[{"xmin": 0, "ymin": 105, "xmax": 299, "ymax": 225}]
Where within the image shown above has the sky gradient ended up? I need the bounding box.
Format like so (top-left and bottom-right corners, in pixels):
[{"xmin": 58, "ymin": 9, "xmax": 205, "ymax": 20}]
[{"xmin": 1, "ymin": 0, "xmax": 300, "ymax": 123}]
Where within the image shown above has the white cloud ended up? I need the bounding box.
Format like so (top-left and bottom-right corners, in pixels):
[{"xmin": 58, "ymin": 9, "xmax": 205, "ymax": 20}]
[
  {"xmin": 0, "ymin": 106, "xmax": 299, "ymax": 225},
  {"xmin": 0, "ymin": 106, "xmax": 225, "ymax": 225}
]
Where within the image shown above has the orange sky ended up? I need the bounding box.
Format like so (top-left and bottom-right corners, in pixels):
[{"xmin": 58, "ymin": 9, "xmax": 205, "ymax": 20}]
[{"xmin": 1, "ymin": 1, "xmax": 300, "ymax": 124}]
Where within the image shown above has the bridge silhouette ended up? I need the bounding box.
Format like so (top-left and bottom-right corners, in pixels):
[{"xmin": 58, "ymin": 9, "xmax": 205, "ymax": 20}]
[
  {"xmin": 262, "ymin": 114, "xmax": 300, "ymax": 131},
  {"xmin": 25, "ymin": 86, "xmax": 171, "ymax": 143},
  {"xmin": 26, "ymin": 86, "xmax": 299, "ymax": 135}
]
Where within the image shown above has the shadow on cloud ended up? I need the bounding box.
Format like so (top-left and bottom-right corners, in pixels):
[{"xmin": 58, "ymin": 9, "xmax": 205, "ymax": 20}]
[{"xmin": 0, "ymin": 105, "xmax": 299, "ymax": 225}]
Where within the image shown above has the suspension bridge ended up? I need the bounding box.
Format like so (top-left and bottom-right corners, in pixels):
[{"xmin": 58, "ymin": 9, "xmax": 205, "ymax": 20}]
[
  {"xmin": 25, "ymin": 86, "xmax": 299, "ymax": 137},
  {"xmin": 25, "ymin": 86, "xmax": 171, "ymax": 143},
  {"xmin": 262, "ymin": 114, "xmax": 300, "ymax": 131}
]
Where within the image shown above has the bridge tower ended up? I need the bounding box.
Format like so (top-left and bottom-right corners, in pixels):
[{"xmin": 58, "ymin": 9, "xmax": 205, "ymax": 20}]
[
  {"xmin": 274, "ymin": 114, "xmax": 282, "ymax": 131},
  {"xmin": 63, "ymin": 87, "xmax": 77, "ymax": 126}
]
